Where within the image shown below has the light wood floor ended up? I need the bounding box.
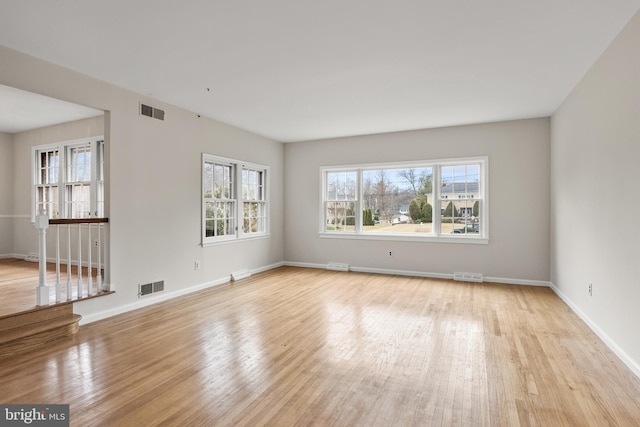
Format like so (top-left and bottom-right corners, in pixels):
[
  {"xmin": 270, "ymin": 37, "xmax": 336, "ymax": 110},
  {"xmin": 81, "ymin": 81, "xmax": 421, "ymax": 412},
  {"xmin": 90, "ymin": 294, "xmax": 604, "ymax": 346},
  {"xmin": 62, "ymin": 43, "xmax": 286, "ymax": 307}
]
[
  {"xmin": 1, "ymin": 267, "xmax": 639, "ymax": 426},
  {"xmin": 0, "ymin": 258, "xmax": 98, "ymax": 317}
]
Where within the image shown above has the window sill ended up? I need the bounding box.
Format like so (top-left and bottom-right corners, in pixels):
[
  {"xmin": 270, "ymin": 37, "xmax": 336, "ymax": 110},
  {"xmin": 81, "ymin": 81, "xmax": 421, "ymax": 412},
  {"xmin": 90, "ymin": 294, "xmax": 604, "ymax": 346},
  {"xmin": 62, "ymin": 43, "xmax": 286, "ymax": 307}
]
[
  {"xmin": 202, "ymin": 233, "xmax": 270, "ymax": 247},
  {"xmin": 319, "ymin": 232, "xmax": 489, "ymax": 245}
]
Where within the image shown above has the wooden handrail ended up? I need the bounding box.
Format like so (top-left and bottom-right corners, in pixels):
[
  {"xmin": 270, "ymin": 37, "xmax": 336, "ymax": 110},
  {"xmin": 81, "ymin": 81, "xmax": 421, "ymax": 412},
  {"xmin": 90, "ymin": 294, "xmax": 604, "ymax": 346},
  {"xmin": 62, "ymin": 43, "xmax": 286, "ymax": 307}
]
[{"xmin": 49, "ymin": 218, "xmax": 109, "ymax": 225}]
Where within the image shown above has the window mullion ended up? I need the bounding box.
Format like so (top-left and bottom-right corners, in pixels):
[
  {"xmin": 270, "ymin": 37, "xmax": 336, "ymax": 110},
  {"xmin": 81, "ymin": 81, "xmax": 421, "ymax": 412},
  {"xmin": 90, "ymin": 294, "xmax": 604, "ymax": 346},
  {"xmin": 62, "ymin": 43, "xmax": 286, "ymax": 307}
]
[
  {"xmin": 235, "ymin": 163, "xmax": 242, "ymax": 238},
  {"xmin": 89, "ymin": 140, "xmax": 97, "ymax": 217},
  {"xmin": 355, "ymin": 169, "xmax": 363, "ymax": 232},
  {"xmin": 433, "ymin": 165, "xmax": 441, "ymax": 236},
  {"xmin": 59, "ymin": 146, "xmax": 66, "ymax": 219}
]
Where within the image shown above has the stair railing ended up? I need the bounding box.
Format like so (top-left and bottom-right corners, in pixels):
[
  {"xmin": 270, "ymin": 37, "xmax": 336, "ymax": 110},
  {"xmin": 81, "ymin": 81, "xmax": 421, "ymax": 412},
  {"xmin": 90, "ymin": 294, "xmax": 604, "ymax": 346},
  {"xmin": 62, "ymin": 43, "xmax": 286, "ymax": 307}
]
[{"xmin": 34, "ymin": 211, "xmax": 109, "ymax": 306}]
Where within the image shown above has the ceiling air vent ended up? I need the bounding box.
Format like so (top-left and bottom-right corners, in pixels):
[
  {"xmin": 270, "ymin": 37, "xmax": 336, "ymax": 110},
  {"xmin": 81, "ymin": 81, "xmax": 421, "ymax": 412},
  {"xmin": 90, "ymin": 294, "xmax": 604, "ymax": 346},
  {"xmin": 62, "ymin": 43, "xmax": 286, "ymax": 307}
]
[{"xmin": 140, "ymin": 103, "xmax": 165, "ymax": 121}]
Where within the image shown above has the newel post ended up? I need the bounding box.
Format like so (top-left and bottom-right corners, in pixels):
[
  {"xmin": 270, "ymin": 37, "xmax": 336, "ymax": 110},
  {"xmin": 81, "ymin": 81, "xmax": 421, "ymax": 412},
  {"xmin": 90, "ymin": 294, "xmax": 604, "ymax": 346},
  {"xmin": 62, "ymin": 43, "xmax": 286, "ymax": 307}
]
[{"xmin": 35, "ymin": 210, "xmax": 50, "ymax": 306}]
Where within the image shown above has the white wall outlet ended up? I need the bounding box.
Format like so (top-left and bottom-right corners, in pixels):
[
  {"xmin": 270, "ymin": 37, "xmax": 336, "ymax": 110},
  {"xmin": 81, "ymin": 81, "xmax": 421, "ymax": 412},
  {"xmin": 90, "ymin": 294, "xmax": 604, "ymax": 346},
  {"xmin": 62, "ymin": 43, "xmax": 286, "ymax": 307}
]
[{"xmin": 194, "ymin": 260, "xmax": 201, "ymax": 270}]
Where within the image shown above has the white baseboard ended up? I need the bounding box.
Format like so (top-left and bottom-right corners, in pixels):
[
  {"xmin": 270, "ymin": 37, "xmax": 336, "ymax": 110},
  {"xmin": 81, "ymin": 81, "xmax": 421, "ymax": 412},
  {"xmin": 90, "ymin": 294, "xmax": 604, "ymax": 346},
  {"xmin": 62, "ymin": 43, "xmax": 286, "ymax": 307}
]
[
  {"xmin": 285, "ymin": 262, "xmax": 551, "ymax": 287},
  {"xmin": 350, "ymin": 266, "xmax": 453, "ymax": 280},
  {"xmin": 284, "ymin": 261, "xmax": 326, "ymax": 269},
  {"xmin": 77, "ymin": 261, "xmax": 286, "ymax": 325},
  {"xmin": 252, "ymin": 261, "xmax": 285, "ymax": 274},
  {"xmin": 0, "ymin": 253, "xmax": 27, "ymax": 260},
  {"xmin": 484, "ymin": 276, "xmax": 552, "ymax": 287},
  {"xmin": 550, "ymin": 283, "xmax": 640, "ymax": 379},
  {"xmin": 78, "ymin": 276, "xmax": 231, "ymax": 325}
]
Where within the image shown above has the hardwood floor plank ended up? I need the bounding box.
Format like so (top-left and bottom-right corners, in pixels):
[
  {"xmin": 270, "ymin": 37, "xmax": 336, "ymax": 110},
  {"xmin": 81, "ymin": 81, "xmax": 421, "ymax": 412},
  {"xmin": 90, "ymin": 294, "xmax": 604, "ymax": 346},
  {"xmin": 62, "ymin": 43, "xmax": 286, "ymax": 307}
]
[{"xmin": 1, "ymin": 267, "xmax": 640, "ymax": 426}]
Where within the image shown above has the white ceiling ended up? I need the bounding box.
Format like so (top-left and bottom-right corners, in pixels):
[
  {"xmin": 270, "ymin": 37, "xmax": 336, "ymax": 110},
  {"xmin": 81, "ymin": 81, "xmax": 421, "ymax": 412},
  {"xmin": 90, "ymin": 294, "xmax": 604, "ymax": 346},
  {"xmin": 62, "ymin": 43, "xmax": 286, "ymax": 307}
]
[
  {"xmin": 1, "ymin": 1, "xmax": 638, "ymax": 142},
  {"xmin": 0, "ymin": 84, "xmax": 103, "ymax": 134}
]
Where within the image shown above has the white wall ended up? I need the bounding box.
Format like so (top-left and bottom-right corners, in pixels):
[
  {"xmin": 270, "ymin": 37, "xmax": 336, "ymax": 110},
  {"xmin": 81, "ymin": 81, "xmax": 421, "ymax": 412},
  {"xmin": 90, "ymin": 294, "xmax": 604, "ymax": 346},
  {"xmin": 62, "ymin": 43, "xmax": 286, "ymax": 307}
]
[
  {"xmin": 11, "ymin": 115, "xmax": 104, "ymax": 258},
  {"xmin": 551, "ymin": 10, "xmax": 640, "ymax": 374},
  {"xmin": 284, "ymin": 118, "xmax": 550, "ymax": 283},
  {"xmin": 0, "ymin": 131, "xmax": 13, "ymax": 256},
  {"xmin": 0, "ymin": 45, "xmax": 284, "ymax": 321}
]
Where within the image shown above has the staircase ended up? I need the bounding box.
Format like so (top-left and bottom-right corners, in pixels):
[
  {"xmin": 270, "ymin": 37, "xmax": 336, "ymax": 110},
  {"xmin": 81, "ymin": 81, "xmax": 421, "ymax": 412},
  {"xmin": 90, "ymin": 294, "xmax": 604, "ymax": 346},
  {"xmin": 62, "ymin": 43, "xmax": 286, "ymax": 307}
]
[{"xmin": 0, "ymin": 303, "xmax": 81, "ymax": 358}]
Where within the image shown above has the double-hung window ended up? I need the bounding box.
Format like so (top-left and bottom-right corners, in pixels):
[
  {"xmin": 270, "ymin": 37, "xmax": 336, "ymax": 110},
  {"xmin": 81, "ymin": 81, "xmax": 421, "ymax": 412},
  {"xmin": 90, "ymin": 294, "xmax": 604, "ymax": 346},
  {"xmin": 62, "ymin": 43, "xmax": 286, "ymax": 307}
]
[
  {"xmin": 202, "ymin": 154, "xmax": 269, "ymax": 245},
  {"xmin": 320, "ymin": 157, "xmax": 488, "ymax": 243},
  {"xmin": 325, "ymin": 170, "xmax": 357, "ymax": 232},
  {"xmin": 242, "ymin": 167, "xmax": 267, "ymax": 234},
  {"xmin": 33, "ymin": 138, "xmax": 104, "ymax": 220}
]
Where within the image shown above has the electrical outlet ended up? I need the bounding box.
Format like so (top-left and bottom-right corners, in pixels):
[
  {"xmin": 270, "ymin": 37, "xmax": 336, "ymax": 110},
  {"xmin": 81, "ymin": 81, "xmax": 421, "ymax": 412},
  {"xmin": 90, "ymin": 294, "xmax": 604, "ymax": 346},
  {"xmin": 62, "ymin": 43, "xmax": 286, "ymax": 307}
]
[
  {"xmin": 194, "ymin": 260, "xmax": 200, "ymax": 270},
  {"xmin": 589, "ymin": 283, "xmax": 592, "ymax": 296},
  {"xmin": 388, "ymin": 251, "xmax": 392, "ymax": 257},
  {"xmin": 94, "ymin": 239, "xmax": 99, "ymax": 248}
]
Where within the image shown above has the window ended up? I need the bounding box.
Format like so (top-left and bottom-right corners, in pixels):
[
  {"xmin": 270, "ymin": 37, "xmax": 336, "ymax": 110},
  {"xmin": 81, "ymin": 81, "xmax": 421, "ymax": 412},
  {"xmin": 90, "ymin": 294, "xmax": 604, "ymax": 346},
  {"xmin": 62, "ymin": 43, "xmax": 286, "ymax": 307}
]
[
  {"xmin": 325, "ymin": 170, "xmax": 357, "ymax": 232},
  {"xmin": 33, "ymin": 138, "xmax": 104, "ymax": 220},
  {"xmin": 202, "ymin": 154, "xmax": 269, "ymax": 245},
  {"xmin": 242, "ymin": 168, "xmax": 267, "ymax": 234},
  {"xmin": 320, "ymin": 157, "xmax": 488, "ymax": 243}
]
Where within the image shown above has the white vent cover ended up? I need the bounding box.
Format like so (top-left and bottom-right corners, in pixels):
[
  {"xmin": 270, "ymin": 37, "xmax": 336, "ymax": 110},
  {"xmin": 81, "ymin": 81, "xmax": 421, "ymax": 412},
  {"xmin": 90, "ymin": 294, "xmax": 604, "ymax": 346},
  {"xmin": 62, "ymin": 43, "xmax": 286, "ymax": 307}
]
[
  {"xmin": 453, "ymin": 272, "xmax": 483, "ymax": 283},
  {"xmin": 231, "ymin": 269, "xmax": 251, "ymax": 281},
  {"xmin": 327, "ymin": 262, "xmax": 350, "ymax": 272}
]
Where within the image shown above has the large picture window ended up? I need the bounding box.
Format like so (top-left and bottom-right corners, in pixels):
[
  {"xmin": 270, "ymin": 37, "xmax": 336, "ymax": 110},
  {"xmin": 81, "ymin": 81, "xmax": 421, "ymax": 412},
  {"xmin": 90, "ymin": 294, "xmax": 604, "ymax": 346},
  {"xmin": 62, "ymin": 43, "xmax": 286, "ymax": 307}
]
[
  {"xmin": 320, "ymin": 157, "xmax": 488, "ymax": 242},
  {"xmin": 202, "ymin": 154, "xmax": 269, "ymax": 245},
  {"xmin": 33, "ymin": 138, "xmax": 104, "ymax": 220}
]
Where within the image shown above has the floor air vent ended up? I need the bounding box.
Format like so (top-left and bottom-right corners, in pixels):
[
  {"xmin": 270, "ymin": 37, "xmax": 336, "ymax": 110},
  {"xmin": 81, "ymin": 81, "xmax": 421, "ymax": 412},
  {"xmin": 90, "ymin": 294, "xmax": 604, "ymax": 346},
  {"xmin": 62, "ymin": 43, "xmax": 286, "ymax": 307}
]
[
  {"xmin": 139, "ymin": 280, "xmax": 165, "ymax": 297},
  {"xmin": 327, "ymin": 262, "xmax": 350, "ymax": 272},
  {"xmin": 453, "ymin": 272, "xmax": 483, "ymax": 283}
]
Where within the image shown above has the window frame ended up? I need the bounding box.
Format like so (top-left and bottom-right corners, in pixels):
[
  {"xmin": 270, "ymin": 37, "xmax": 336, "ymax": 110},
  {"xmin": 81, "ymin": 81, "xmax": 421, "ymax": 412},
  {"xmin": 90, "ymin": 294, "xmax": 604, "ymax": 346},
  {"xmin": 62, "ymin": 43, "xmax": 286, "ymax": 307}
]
[
  {"xmin": 202, "ymin": 153, "xmax": 270, "ymax": 246},
  {"xmin": 31, "ymin": 137, "xmax": 104, "ymax": 221},
  {"xmin": 319, "ymin": 157, "xmax": 489, "ymax": 244}
]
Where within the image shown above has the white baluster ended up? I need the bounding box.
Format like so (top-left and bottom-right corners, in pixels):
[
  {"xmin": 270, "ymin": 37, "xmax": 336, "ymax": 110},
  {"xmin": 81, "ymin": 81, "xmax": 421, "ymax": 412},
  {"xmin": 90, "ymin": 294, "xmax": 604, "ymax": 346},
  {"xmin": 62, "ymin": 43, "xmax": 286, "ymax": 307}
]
[
  {"xmin": 66, "ymin": 224, "xmax": 72, "ymax": 300},
  {"xmin": 35, "ymin": 210, "xmax": 50, "ymax": 306},
  {"xmin": 77, "ymin": 223, "xmax": 83, "ymax": 298},
  {"xmin": 97, "ymin": 223, "xmax": 102, "ymax": 292},
  {"xmin": 87, "ymin": 223, "xmax": 93, "ymax": 295},
  {"xmin": 55, "ymin": 224, "xmax": 61, "ymax": 303}
]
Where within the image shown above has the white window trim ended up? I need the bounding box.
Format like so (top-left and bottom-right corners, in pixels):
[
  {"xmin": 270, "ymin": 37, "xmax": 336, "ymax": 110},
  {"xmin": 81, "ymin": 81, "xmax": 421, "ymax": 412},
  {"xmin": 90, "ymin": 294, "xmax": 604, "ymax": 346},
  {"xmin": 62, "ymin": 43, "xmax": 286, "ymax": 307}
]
[
  {"xmin": 319, "ymin": 156, "xmax": 489, "ymax": 244},
  {"xmin": 31, "ymin": 136, "xmax": 104, "ymax": 222},
  {"xmin": 202, "ymin": 153, "xmax": 270, "ymax": 247}
]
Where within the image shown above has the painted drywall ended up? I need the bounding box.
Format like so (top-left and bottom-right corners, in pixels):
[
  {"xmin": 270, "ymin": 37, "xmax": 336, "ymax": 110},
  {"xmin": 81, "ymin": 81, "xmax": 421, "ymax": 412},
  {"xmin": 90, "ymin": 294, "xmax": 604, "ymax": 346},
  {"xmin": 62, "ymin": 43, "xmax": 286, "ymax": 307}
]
[
  {"xmin": 0, "ymin": 131, "xmax": 13, "ymax": 256},
  {"xmin": 11, "ymin": 115, "xmax": 104, "ymax": 258},
  {"xmin": 551, "ymin": 10, "xmax": 640, "ymax": 374},
  {"xmin": 0, "ymin": 45, "xmax": 284, "ymax": 320},
  {"xmin": 284, "ymin": 118, "xmax": 550, "ymax": 282}
]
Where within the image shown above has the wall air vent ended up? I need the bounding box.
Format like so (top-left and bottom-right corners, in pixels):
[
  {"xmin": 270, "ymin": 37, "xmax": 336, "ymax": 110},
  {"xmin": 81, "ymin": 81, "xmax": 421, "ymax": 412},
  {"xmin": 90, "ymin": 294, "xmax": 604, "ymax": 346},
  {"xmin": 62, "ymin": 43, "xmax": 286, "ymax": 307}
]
[
  {"xmin": 453, "ymin": 272, "xmax": 483, "ymax": 283},
  {"xmin": 152, "ymin": 108, "xmax": 165, "ymax": 120},
  {"xmin": 139, "ymin": 283, "xmax": 153, "ymax": 297},
  {"xmin": 327, "ymin": 262, "xmax": 350, "ymax": 272},
  {"xmin": 153, "ymin": 280, "xmax": 165, "ymax": 293},
  {"xmin": 140, "ymin": 103, "xmax": 165, "ymax": 121},
  {"xmin": 140, "ymin": 103, "xmax": 153, "ymax": 117},
  {"xmin": 139, "ymin": 280, "xmax": 165, "ymax": 298},
  {"xmin": 231, "ymin": 269, "xmax": 251, "ymax": 281}
]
